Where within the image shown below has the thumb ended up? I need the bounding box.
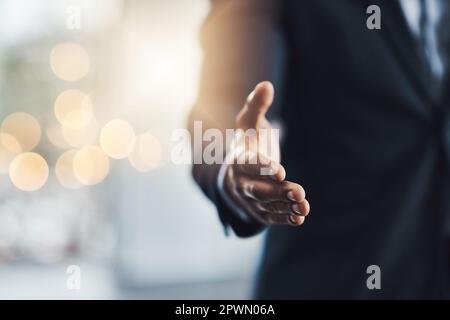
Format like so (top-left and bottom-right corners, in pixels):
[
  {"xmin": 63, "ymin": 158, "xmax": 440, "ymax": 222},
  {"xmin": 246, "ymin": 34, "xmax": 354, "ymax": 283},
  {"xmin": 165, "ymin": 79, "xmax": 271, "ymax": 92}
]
[{"xmin": 236, "ymin": 81, "xmax": 274, "ymax": 130}]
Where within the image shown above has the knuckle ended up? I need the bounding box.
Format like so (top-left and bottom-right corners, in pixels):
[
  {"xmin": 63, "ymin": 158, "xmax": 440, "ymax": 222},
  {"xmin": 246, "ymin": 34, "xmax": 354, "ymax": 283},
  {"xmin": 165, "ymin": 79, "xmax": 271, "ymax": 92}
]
[
  {"xmin": 297, "ymin": 185, "xmax": 306, "ymax": 199},
  {"xmin": 234, "ymin": 177, "xmax": 247, "ymax": 195},
  {"xmin": 269, "ymin": 202, "xmax": 284, "ymax": 214},
  {"xmin": 242, "ymin": 183, "xmax": 256, "ymax": 199},
  {"xmin": 256, "ymin": 203, "xmax": 270, "ymax": 214}
]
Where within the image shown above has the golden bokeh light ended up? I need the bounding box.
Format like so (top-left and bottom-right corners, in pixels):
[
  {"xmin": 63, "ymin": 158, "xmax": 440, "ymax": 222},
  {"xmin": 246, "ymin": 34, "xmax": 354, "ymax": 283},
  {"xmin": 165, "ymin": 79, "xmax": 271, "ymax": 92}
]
[
  {"xmin": 73, "ymin": 146, "xmax": 110, "ymax": 185},
  {"xmin": 55, "ymin": 150, "xmax": 83, "ymax": 189},
  {"xmin": 54, "ymin": 89, "xmax": 93, "ymax": 129},
  {"xmin": 100, "ymin": 120, "xmax": 135, "ymax": 159},
  {"xmin": 50, "ymin": 42, "xmax": 90, "ymax": 82},
  {"xmin": 46, "ymin": 125, "xmax": 70, "ymax": 149},
  {"xmin": 9, "ymin": 152, "xmax": 49, "ymax": 191},
  {"xmin": 62, "ymin": 116, "xmax": 99, "ymax": 147},
  {"xmin": 0, "ymin": 133, "xmax": 22, "ymax": 174},
  {"xmin": 128, "ymin": 132, "xmax": 162, "ymax": 172},
  {"xmin": 1, "ymin": 112, "xmax": 41, "ymax": 151}
]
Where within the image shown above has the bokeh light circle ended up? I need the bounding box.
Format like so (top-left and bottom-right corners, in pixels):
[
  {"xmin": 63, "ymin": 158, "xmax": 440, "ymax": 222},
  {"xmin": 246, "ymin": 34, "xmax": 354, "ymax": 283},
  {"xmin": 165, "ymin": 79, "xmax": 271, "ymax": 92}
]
[
  {"xmin": 100, "ymin": 120, "xmax": 135, "ymax": 159},
  {"xmin": 50, "ymin": 42, "xmax": 90, "ymax": 82},
  {"xmin": 54, "ymin": 89, "xmax": 93, "ymax": 129},
  {"xmin": 73, "ymin": 146, "xmax": 110, "ymax": 185},
  {"xmin": 128, "ymin": 132, "xmax": 162, "ymax": 172},
  {"xmin": 46, "ymin": 125, "xmax": 70, "ymax": 149},
  {"xmin": 9, "ymin": 152, "xmax": 49, "ymax": 191},
  {"xmin": 55, "ymin": 150, "xmax": 83, "ymax": 189},
  {"xmin": 1, "ymin": 112, "xmax": 41, "ymax": 151},
  {"xmin": 62, "ymin": 116, "xmax": 99, "ymax": 147},
  {"xmin": 0, "ymin": 133, "xmax": 22, "ymax": 174}
]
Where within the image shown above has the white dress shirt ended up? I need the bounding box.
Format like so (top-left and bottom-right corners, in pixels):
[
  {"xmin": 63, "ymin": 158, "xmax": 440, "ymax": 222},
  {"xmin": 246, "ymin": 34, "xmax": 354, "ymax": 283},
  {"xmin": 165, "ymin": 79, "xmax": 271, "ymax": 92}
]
[{"xmin": 400, "ymin": 0, "xmax": 447, "ymax": 79}]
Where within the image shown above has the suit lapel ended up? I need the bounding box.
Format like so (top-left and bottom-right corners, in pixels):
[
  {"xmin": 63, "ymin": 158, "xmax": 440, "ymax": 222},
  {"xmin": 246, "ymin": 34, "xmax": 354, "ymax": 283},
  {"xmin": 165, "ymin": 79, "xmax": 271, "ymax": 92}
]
[
  {"xmin": 374, "ymin": 0, "xmax": 439, "ymax": 109},
  {"xmin": 443, "ymin": 73, "xmax": 450, "ymax": 107}
]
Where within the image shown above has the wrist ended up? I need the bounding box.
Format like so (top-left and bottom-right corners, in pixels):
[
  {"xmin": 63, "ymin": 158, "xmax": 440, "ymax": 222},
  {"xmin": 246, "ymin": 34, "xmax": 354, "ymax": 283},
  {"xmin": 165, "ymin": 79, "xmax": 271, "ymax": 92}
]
[{"xmin": 217, "ymin": 162, "xmax": 254, "ymax": 223}]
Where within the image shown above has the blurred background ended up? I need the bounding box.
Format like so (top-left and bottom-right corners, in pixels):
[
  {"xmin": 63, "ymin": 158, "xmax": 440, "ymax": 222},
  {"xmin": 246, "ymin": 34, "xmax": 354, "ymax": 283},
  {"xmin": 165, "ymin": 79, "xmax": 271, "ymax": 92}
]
[{"xmin": 0, "ymin": 0, "xmax": 263, "ymax": 299}]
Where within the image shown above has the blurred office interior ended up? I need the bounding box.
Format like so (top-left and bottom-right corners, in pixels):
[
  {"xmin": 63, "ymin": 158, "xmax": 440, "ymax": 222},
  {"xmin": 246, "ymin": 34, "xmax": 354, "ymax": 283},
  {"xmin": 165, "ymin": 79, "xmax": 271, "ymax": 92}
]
[{"xmin": 0, "ymin": 0, "xmax": 263, "ymax": 299}]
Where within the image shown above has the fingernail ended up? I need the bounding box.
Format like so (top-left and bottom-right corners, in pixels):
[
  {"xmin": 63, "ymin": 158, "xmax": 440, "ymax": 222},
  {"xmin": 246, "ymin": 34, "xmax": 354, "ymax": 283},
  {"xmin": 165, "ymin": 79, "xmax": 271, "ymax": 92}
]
[
  {"xmin": 292, "ymin": 204, "xmax": 302, "ymax": 215},
  {"xmin": 289, "ymin": 215, "xmax": 304, "ymax": 226},
  {"xmin": 288, "ymin": 215, "xmax": 298, "ymax": 225},
  {"xmin": 287, "ymin": 191, "xmax": 296, "ymax": 201},
  {"xmin": 247, "ymin": 90, "xmax": 255, "ymax": 102}
]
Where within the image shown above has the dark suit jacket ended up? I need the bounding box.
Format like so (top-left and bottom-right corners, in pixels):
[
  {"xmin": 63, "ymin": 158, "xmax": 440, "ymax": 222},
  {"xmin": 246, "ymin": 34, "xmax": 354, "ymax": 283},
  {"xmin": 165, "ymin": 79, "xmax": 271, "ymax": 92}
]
[{"xmin": 188, "ymin": 0, "xmax": 450, "ymax": 299}]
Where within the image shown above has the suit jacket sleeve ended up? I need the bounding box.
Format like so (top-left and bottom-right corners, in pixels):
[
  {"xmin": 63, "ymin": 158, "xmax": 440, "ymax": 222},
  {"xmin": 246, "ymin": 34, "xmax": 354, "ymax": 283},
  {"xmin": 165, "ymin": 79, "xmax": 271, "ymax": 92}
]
[{"xmin": 188, "ymin": 0, "xmax": 286, "ymax": 237}]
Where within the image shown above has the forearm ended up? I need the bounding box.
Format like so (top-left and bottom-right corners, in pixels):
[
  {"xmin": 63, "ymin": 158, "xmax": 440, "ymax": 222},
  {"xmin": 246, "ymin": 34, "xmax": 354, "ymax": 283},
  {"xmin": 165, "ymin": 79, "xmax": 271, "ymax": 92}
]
[
  {"xmin": 188, "ymin": 0, "xmax": 285, "ymax": 236},
  {"xmin": 188, "ymin": 113, "xmax": 266, "ymax": 237}
]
